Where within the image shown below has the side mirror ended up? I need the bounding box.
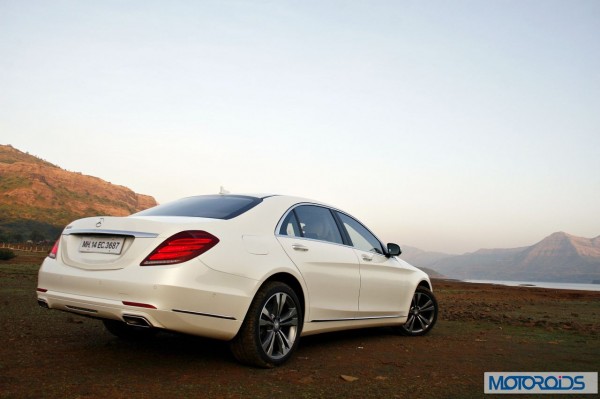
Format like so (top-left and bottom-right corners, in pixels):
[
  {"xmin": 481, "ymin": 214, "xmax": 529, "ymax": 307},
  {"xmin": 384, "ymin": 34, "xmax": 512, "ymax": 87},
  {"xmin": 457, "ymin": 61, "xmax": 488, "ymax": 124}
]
[{"xmin": 387, "ymin": 243, "xmax": 402, "ymax": 257}]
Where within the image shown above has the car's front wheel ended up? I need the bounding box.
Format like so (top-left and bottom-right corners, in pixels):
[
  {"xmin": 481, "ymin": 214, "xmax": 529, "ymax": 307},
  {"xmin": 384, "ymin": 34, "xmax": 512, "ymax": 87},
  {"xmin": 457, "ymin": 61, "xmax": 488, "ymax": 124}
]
[
  {"xmin": 396, "ymin": 286, "xmax": 438, "ymax": 336},
  {"xmin": 230, "ymin": 281, "xmax": 302, "ymax": 368}
]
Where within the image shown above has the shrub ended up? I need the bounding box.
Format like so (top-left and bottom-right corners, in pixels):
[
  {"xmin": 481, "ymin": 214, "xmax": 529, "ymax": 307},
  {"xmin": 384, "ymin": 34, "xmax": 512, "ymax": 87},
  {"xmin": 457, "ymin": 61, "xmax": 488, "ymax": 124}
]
[{"xmin": 0, "ymin": 248, "xmax": 16, "ymax": 261}]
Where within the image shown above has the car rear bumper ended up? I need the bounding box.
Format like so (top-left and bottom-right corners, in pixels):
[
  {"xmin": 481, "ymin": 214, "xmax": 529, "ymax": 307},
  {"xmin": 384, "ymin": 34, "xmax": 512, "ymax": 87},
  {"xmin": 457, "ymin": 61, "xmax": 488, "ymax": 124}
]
[{"xmin": 37, "ymin": 257, "xmax": 257, "ymax": 340}]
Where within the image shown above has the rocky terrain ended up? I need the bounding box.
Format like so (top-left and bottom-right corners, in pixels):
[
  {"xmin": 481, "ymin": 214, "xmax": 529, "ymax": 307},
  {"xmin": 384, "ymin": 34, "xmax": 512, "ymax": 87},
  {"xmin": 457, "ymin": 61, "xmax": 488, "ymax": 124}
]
[{"xmin": 1, "ymin": 252, "xmax": 598, "ymax": 399}]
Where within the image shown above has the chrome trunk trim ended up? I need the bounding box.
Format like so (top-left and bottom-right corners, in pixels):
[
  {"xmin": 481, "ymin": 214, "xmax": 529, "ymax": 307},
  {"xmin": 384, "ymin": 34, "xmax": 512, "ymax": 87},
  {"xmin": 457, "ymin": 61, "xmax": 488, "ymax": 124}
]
[{"xmin": 63, "ymin": 229, "xmax": 159, "ymax": 238}]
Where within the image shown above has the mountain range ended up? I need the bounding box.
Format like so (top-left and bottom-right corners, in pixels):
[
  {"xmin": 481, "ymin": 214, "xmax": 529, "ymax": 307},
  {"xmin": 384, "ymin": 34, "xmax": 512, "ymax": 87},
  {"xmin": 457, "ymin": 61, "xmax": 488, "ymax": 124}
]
[
  {"xmin": 2, "ymin": 144, "xmax": 599, "ymax": 283},
  {"xmin": 401, "ymin": 232, "xmax": 600, "ymax": 284},
  {"xmin": 0, "ymin": 144, "xmax": 157, "ymax": 241}
]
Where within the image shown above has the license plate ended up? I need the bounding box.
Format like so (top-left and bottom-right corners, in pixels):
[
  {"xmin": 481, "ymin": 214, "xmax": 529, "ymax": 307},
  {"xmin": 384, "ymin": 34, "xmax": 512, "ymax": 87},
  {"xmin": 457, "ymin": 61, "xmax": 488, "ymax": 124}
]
[{"xmin": 79, "ymin": 236, "xmax": 125, "ymax": 254}]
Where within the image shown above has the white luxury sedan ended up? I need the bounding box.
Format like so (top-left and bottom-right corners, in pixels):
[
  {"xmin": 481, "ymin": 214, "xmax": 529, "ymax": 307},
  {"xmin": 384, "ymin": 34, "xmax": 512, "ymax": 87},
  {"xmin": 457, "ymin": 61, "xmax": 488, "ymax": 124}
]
[{"xmin": 37, "ymin": 194, "xmax": 438, "ymax": 367}]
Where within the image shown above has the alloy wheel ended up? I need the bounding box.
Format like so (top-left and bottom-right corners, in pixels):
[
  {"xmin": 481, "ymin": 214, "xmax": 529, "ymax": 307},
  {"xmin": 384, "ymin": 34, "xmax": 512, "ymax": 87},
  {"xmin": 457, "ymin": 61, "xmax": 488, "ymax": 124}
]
[
  {"xmin": 259, "ymin": 292, "xmax": 299, "ymax": 360},
  {"xmin": 402, "ymin": 287, "xmax": 438, "ymax": 335}
]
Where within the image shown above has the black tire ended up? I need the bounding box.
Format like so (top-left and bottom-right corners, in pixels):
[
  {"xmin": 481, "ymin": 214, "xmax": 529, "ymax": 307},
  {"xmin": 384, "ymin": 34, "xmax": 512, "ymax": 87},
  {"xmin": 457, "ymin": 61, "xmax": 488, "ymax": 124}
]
[
  {"xmin": 396, "ymin": 286, "xmax": 438, "ymax": 336},
  {"xmin": 230, "ymin": 281, "xmax": 303, "ymax": 368},
  {"xmin": 103, "ymin": 319, "xmax": 157, "ymax": 341}
]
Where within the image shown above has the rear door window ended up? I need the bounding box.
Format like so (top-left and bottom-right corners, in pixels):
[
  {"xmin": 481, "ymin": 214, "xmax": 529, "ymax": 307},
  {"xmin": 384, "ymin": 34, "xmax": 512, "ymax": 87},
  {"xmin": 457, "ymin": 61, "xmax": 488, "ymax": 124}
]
[
  {"xmin": 279, "ymin": 211, "xmax": 302, "ymax": 237},
  {"xmin": 292, "ymin": 205, "xmax": 344, "ymax": 245}
]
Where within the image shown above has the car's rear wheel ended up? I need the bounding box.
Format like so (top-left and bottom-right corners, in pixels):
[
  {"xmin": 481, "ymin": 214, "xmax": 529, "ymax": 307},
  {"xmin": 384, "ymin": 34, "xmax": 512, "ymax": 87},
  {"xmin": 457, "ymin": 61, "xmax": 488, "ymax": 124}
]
[
  {"xmin": 103, "ymin": 319, "xmax": 156, "ymax": 340},
  {"xmin": 396, "ymin": 286, "xmax": 438, "ymax": 336},
  {"xmin": 230, "ymin": 281, "xmax": 302, "ymax": 368}
]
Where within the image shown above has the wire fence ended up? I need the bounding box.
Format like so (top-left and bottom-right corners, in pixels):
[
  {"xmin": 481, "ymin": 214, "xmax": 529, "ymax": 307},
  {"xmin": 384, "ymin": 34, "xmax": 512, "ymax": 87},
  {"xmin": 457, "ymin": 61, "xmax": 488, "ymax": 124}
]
[{"xmin": 0, "ymin": 243, "xmax": 53, "ymax": 253}]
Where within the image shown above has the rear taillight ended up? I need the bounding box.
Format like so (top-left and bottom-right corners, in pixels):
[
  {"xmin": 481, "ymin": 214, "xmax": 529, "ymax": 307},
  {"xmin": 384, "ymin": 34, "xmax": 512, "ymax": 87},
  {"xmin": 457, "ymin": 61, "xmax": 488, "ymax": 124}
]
[
  {"xmin": 140, "ymin": 230, "xmax": 219, "ymax": 266},
  {"xmin": 48, "ymin": 239, "xmax": 59, "ymax": 259}
]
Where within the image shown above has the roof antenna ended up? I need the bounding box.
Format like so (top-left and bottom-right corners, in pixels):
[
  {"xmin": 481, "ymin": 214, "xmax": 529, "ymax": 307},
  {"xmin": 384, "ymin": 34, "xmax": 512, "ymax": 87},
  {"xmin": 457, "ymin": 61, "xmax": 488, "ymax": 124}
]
[{"xmin": 219, "ymin": 186, "xmax": 230, "ymax": 195}]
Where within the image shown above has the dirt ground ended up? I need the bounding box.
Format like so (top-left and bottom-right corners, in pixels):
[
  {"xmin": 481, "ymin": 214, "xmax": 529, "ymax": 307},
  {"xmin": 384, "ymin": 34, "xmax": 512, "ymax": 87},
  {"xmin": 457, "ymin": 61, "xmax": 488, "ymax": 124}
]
[{"xmin": 1, "ymin": 252, "xmax": 598, "ymax": 399}]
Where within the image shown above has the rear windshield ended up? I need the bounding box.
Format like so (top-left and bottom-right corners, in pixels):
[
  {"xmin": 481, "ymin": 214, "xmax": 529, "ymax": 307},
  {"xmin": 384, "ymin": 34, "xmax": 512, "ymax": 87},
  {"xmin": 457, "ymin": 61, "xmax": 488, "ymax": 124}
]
[{"xmin": 134, "ymin": 195, "xmax": 262, "ymax": 220}]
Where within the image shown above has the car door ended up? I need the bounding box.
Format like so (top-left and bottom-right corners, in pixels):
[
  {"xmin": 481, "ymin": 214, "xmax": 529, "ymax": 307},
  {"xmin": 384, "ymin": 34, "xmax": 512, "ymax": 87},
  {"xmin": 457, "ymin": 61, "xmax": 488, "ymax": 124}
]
[
  {"xmin": 335, "ymin": 211, "xmax": 413, "ymax": 318},
  {"xmin": 276, "ymin": 205, "xmax": 360, "ymax": 322}
]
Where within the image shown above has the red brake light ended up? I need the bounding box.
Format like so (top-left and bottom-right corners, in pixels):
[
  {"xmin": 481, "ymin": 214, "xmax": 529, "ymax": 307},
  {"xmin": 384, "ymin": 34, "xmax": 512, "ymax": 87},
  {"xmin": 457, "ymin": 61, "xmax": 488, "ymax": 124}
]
[
  {"xmin": 140, "ymin": 230, "xmax": 219, "ymax": 266},
  {"xmin": 48, "ymin": 239, "xmax": 59, "ymax": 259}
]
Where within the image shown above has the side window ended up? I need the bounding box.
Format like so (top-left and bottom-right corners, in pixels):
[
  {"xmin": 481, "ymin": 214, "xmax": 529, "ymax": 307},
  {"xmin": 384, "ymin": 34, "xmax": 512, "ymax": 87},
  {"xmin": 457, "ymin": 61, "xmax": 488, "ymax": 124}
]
[
  {"xmin": 337, "ymin": 212, "xmax": 384, "ymax": 254},
  {"xmin": 294, "ymin": 205, "xmax": 344, "ymax": 245},
  {"xmin": 278, "ymin": 211, "xmax": 301, "ymax": 237}
]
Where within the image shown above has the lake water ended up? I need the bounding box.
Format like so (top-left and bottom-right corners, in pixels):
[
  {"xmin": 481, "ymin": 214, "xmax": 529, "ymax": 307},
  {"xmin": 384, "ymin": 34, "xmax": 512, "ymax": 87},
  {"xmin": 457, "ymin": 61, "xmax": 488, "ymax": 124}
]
[{"xmin": 463, "ymin": 279, "xmax": 600, "ymax": 292}]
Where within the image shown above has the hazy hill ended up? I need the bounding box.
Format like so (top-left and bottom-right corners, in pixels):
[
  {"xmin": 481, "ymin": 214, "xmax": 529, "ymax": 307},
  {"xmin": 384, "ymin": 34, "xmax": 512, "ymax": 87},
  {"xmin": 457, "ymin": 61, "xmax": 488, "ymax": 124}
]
[
  {"xmin": 425, "ymin": 232, "xmax": 600, "ymax": 284},
  {"xmin": 400, "ymin": 245, "xmax": 454, "ymax": 268},
  {"xmin": 0, "ymin": 144, "xmax": 157, "ymax": 241}
]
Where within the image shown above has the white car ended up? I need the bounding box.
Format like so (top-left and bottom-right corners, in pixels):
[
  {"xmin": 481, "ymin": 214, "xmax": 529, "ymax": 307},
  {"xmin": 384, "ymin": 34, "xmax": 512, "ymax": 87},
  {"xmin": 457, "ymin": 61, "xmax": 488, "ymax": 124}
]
[{"xmin": 37, "ymin": 194, "xmax": 438, "ymax": 367}]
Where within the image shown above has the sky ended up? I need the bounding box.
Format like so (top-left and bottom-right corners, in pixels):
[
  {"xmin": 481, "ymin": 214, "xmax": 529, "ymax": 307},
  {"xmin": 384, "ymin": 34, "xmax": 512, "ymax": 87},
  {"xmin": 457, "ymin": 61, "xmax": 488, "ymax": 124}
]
[{"xmin": 1, "ymin": 0, "xmax": 599, "ymax": 254}]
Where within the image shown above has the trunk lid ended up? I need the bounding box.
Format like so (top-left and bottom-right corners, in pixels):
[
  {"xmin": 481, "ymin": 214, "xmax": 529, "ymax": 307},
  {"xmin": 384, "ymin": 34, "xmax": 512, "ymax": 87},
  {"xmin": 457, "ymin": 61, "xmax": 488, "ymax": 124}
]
[{"xmin": 58, "ymin": 215, "xmax": 221, "ymax": 270}]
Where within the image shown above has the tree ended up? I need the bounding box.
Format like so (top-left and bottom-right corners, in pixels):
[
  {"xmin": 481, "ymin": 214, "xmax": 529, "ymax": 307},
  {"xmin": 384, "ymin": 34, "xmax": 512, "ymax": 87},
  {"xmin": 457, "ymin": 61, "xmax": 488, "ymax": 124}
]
[
  {"xmin": 30, "ymin": 230, "xmax": 45, "ymax": 243},
  {"xmin": 0, "ymin": 249, "xmax": 16, "ymax": 260}
]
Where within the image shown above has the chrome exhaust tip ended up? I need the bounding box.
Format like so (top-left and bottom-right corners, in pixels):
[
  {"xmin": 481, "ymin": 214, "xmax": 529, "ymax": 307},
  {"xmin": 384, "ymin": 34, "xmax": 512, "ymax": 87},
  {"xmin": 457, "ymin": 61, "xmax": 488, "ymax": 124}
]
[
  {"xmin": 122, "ymin": 314, "xmax": 152, "ymax": 328},
  {"xmin": 37, "ymin": 299, "xmax": 49, "ymax": 309}
]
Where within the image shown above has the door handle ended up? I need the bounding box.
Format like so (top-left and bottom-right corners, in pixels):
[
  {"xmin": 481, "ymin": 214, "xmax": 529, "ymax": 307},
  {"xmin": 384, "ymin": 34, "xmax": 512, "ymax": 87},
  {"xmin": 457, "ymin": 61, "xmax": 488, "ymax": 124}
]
[
  {"xmin": 361, "ymin": 254, "xmax": 373, "ymax": 261},
  {"xmin": 292, "ymin": 244, "xmax": 309, "ymax": 252}
]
